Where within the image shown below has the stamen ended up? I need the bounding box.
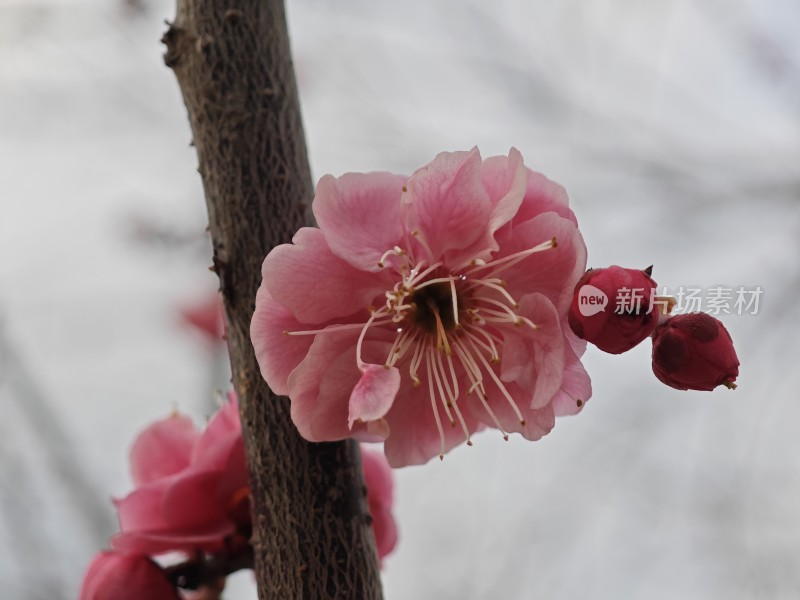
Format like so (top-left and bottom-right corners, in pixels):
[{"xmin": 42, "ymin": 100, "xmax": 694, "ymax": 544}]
[
  {"xmin": 473, "ymin": 296, "xmax": 521, "ymax": 318},
  {"xmin": 468, "ymin": 322, "xmax": 503, "ymax": 345},
  {"xmin": 474, "ymin": 308, "xmax": 521, "ymax": 325},
  {"xmin": 466, "ymin": 308, "xmax": 486, "ymax": 325},
  {"xmin": 388, "ymin": 328, "xmax": 420, "ymax": 367},
  {"xmin": 461, "ymin": 324, "xmax": 500, "ymax": 361},
  {"xmin": 444, "ymin": 352, "xmax": 460, "ymax": 400},
  {"xmin": 429, "ymin": 301, "xmax": 452, "ymax": 356},
  {"xmin": 377, "ymin": 246, "xmax": 407, "ymax": 268},
  {"xmin": 434, "ymin": 349, "xmax": 471, "ymax": 444},
  {"xmin": 286, "ymin": 317, "xmax": 393, "ymax": 337},
  {"xmin": 452, "ymin": 338, "xmax": 483, "ymax": 388},
  {"xmin": 449, "ymin": 394, "xmax": 472, "ymax": 446},
  {"xmin": 477, "ymin": 308, "xmax": 537, "ymax": 329},
  {"xmin": 449, "ymin": 277, "xmax": 460, "ymax": 327},
  {"xmin": 412, "ymin": 275, "xmax": 457, "ymax": 290},
  {"xmin": 452, "ymin": 339, "xmax": 509, "ymax": 439},
  {"xmin": 355, "ymin": 309, "xmax": 389, "ymax": 370},
  {"xmin": 434, "ymin": 349, "xmax": 456, "ymax": 406},
  {"xmin": 425, "ymin": 347, "xmax": 446, "ymax": 460},
  {"xmin": 385, "ymin": 327, "xmax": 412, "ymax": 365},
  {"xmin": 465, "ymin": 237, "xmax": 557, "ymax": 276},
  {"xmin": 428, "ymin": 347, "xmax": 455, "ymax": 425},
  {"xmin": 465, "ymin": 337, "xmax": 526, "ymax": 426},
  {"xmin": 410, "ymin": 229, "xmax": 435, "ymax": 261},
  {"xmin": 405, "ymin": 262, "xmax": 441, "ymax": 287},
  {"xmin": 467, "ymin": 278, "xmax": 518, "ymax": 307},
  {"xmin": 408, "ymin": 335, "xmax": 426, "ymax": 385}
]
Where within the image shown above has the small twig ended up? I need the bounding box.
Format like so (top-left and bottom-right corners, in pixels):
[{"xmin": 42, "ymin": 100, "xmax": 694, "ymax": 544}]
[{"xmin": 164, "ymin": 545, "xmax": 254, "ymax": 590}]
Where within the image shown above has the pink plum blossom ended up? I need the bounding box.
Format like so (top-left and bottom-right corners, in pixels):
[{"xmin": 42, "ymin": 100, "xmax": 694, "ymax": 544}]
[
  {"xmin": 109, "ymin": 395, "xmax": 398, "ymax": 562},
  {"xmin": 111, "ymin": 396, "xmax": 250, "ymax": 555},
  {"xmin": 251, "ymin": 148, "xmax": 591, "ymax": 467},
  {"xmin": 79, "ymin": 551, "xmax": 179, "ymax": 600}
]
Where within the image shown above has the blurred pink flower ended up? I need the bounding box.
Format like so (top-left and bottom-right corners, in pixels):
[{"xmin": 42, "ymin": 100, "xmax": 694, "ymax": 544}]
[
  {"xmin": 110, "ymin": 395, "xmax": 398, "ymax": 562},
  {"xmin": 360, "ymin": 448, "xmax": 397, "ymax": 560},
  {"xmin": 79, "ymin": 551, "xmax": 179, "ymax": 600},
  {"xmin": 179, "ymin": 293, "xmax": 225, "ymax": 344},
  {"xmin": 112, "ymin": 397, "xmax": 250, "ymax": 555},
  {"xmin": 251, "ymin": 148, "xmax": 590, "ymax": 466}
]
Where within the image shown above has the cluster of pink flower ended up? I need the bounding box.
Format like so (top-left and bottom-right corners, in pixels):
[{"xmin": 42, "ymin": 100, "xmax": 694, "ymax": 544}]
[
  {"xmin": 80, "ymin": 396, "xmax": 396, "ymax": 599},
  {"xmin": 79, "ymin": 146, "xmax": 741, "ymax": 597},
  {"xmin": 249, "ymin": 147, "xmax": 741, "ymax": 471},
  {"xmin": 568, "ymin": 266, "xmax": 739, "ymax": 390}
]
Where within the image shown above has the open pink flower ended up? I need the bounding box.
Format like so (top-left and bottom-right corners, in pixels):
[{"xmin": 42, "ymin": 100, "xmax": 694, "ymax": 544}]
[
  {"xmin": 109, "ymin": 396, "xmax": 398, "ymax": 562},
  {"xmin": 80, "ymin": 551, "xmax": 179, "ymax": 600},
  {"xmin": 251, "ymin": 148, "xmax": 590, "ymax": 467},
  {"xmin": 111, "ymin": 396, "xmax": 250, "ymax": 555}
]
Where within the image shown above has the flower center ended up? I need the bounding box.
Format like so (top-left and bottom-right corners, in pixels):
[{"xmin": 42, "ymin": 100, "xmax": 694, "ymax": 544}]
[{"xmin": 410, "ymin": 280, "xmax": 460, "ymax": 333}]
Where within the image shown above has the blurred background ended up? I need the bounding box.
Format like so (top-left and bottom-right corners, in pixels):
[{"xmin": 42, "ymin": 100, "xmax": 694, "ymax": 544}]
[{"xmin": 1, "ymin": 0, "xmax": 799, "ymax": 597}]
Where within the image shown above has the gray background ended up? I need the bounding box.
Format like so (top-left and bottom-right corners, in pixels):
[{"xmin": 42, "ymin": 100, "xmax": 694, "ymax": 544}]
[{"xmin": 1, "ymin": 0, "xmax": 798, "ymax": 597}]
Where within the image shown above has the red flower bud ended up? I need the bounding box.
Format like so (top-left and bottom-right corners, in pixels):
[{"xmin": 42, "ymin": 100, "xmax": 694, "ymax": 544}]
[
  {"xmin": 651, "ymin": 313, "xmax": 739, "ymax": 391},
  {"xmin": 568, "ymin": 266, "xmax": 658, "ymax": 354},
  {"xmin": 80, "ymin": 551, "xmax": 180, "ymax": 600}
]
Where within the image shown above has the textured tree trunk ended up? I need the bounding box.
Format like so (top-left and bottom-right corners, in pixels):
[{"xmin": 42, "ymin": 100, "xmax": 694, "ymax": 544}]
[{"xmin": 162, "ymin": 2, "xmax": 384, "ymax": 598}]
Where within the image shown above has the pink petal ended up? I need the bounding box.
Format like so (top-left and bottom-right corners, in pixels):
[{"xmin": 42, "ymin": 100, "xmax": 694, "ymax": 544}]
[
  {"xmin": 513, "ymin": 167, "xmax": 577, "ymax": 226},
  {"xmin": 383, "ymin": 375, "xmax": 484, "ymax": 467},
  {"xmin": 499, "ymin": 212, "xmax": 587, "ymax": 314},
  {"xmin": 200, "ymin": 395, "xmax": 241, "ymax": 445},
  {"xmin": 216, "ymin": 438, "xmax": 249, "ymax": 504},
  {"xmin": 467, "ymin": 379, "xmax": 556, "ymax": 441},
  {"xmin": 564, "ymin": 322, "xmax": 588, "ymax": 357},
  {"xmin": 288, "ymin": 329, "xmax": 395, "ymax": 442},
  {"xmin": 191, "ymin": 397, "xmax": 241, "ymax": 470},
  {"xmin": 499, "ymin": 293, "xmax": 565, "ymax": 409},
  {"xmin": 360, "ymin": 447, "xmax": 398, "ymax": 559},
  {"xmin": 348, "ymin": 365, "xmax": 401, "ymax": 428},
  {"xmin": 360, "ymin": 446, "xmax": 394, "ymax": 505},
  {"xmin": 111, "ymin": 522, "xmax": 235, "ymax": 555},
  {"xmin": 370, "ymin": 504, "xmax": 398, "ymax": 561},
  {"xmin": 251, "ymin": 285, "xmax": 319, "ymax": 395},
  {"xmin": 403, "ymin": 148, "xmax": 493, "ymax": 264},
  {"xmin": 353, "ymin": 418, "xmax": 391, "ymax": 442},
  {"xmin": 115, "ymin": 472, "xmax": 227, "ymax": 538},
  {"xmin": 552, "ymin": 342, "xmax": 593, "ymax": 416},
  {"xmin": 313, "ymin": 172, "xmax": 408, "ymax": 271},
  {"xmin": 263, "ymin": 227, "xmax": 389, "ymax": 324},
  {"xmin": 179, "ymin": 293, "xmax": 225, "ymax": 344},
  {"xmin": 114, "ymin": 481, "xmax": 171, "ymax": 533},
  {"xmin": 482, "ymin": 147, "xmax": 528, "ymax": 242},
  {"xmin": 129, "ymin": 413, "xmax": 199, "ymax": 486},
  {"xmin": 161, "ymin": 469, "xmax": 228, "ymax": 529},
  {"xmin": 80, "ymin": 552, "xmax": 180, "ymax": 600}
]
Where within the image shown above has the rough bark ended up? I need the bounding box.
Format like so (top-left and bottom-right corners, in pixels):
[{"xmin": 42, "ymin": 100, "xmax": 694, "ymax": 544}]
[{"xmin": 162, "ymin": 2, "xmax": 384, "ymax": 598}]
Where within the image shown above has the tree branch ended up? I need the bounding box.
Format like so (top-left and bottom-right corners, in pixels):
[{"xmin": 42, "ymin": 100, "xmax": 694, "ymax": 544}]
[{"xmin": 162, "ymin": 1, "xmax": 384, "ymax": 598}]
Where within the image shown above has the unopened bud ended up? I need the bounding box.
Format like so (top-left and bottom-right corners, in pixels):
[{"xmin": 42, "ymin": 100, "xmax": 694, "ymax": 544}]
[
  {"xmin": 651, "ymin": 313, "xmax": 740, "ymax": 391},
  {"xmin": 568, "ymin": 266, "xmax": 658, "ymax": 354}
]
